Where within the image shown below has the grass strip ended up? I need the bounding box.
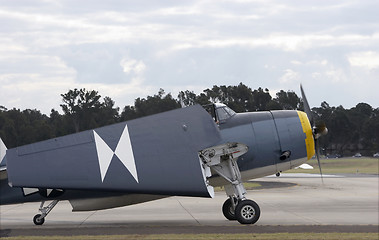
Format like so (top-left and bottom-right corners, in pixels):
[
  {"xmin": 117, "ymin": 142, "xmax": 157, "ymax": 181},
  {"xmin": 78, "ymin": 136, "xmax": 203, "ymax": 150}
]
[
  {"xmin": 286, "ymin": 157, "xmax": 378, "ymax": 174},
  {"xmin": 1, "ymin": 233, "xmax": 378, "ymax": 240}
]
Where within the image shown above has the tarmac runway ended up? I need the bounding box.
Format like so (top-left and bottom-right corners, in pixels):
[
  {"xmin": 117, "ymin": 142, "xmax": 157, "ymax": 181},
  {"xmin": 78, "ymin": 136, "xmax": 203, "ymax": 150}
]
[{"xmin": 1, "ymin": 173, "xmax": 378, "ymax": 237}]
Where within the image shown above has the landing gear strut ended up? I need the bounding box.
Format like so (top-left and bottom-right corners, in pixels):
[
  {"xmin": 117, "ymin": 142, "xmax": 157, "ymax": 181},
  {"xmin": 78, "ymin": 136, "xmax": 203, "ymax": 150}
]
[
  {"xmin": 33, "ymin": 200, "xmax": 59, "ymax": 225},
  {"xmin": 200, "ymin": 142, "xmax": 261, "ymax": 224}
]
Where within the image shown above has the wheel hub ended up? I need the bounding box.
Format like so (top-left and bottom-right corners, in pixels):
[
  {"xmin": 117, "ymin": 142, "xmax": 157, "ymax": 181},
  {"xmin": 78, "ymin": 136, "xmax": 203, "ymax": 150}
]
[{"xmin": 241, "ymin": 205, "xmax": 255, "ymax": 220}]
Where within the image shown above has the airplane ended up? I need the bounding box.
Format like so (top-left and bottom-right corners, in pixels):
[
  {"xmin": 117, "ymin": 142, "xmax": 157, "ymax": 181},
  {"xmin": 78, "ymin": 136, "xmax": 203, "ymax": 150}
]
[{"xmin": 0, "ymin": 85, "xmax": 327, "ymax": 225}]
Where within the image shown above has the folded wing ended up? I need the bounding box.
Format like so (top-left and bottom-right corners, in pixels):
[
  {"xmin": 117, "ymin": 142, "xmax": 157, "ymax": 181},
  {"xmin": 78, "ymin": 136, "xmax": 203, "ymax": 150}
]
[{"xmin": 7, "ymin": 105, "xmax": 221, "ymax": 198}]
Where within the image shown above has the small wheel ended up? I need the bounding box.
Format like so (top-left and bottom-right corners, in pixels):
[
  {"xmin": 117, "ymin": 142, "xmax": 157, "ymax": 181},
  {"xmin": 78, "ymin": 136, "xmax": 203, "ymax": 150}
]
[
  {"xmin": 222, "ymin": 198, "xmax": 237, "ymax": 221},
  {"xmin": 33, "ymin": 214, "xmax": 45, "ymax": 225},
  {"xmin": 235, "ymin": 199, "xmax": 260, "ymax": 224}
]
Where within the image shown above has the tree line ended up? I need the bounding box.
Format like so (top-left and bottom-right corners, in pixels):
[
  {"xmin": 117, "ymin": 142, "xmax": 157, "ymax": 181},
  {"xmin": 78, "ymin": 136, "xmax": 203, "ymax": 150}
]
[{"xmin": 0, "ymin": 83, "xmax": 378, "ymax": 156}]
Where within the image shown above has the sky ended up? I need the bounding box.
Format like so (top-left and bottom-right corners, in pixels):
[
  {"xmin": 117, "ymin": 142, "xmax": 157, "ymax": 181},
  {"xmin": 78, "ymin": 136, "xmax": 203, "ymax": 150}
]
[{"xmin": 1, "ymin": 0, "xmax": 378, "ymax": 114}]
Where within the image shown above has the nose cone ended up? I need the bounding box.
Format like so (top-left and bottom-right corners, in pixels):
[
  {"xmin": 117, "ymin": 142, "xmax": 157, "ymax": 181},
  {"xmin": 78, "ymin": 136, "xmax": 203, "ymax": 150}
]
[{"xmin": 297, "ymin": 111, "xmax": 315, "ymax": 160}]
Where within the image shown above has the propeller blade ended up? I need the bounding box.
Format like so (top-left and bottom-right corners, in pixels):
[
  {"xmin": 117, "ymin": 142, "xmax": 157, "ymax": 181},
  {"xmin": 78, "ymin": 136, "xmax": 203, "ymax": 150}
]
[
  {"xmin": 300, "ymin": 84, "xmax": 313, "ymax": 125},
  {"xmin": 301, "ymin": 84, "xmax": 326, "ymax": 184},
  {"xmin": 315, "ymin": 139, "xmax": 324, "ymax": 184}
]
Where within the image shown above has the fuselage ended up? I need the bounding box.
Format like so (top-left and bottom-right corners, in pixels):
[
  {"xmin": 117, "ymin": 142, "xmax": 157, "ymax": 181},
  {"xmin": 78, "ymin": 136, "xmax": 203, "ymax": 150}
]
[
  {"xmin": 209, "ymin": 107, "xmax": 314, "ymax": 185},
  {"xmin": 0, "ymin": 106, "xmax": 314, "ymax": 209}
]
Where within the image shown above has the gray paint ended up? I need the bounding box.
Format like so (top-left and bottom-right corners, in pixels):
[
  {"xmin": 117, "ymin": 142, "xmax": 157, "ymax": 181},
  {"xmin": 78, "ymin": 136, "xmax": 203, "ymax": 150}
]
[
  {"xmin": 6, "ymin": 105, "xmax": 221, "ymax": 198},
  {"xmin": 2, "ymin": 107, "xmax": 311, "ymax": 208},
  {"xmin": 271, "ymin": 111, "xmax": 308, "ymax": 167},
  {"xmin": 0, "ymin": 178, "xmax": 132, "ymax": 205},
  {"xmin": 70, "ymin": 194, "xmax": 167, "ymax": 211},
  {"xmin": 218, "ymin": 110, "xmax": 307, "ymax": 173}
]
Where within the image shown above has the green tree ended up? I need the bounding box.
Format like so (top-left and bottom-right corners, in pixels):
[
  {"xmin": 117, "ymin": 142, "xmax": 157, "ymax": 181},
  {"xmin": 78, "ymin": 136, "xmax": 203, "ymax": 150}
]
[
  {"xmin": 60, "ymin": 88, "xmax": 102, "ymax": 132},
  {"xmin": 49, "ymin": 109, "xmax": 72, "ymax": 137},
  {"xmin": 362, "ymin": 107, "xmax": 379, "ymax": 151},
  {"xmin": 19, "ymin": 109, "xmax": 54, "ymax": 144},
  {"xmin": 0, "ymin": 108, "xmax": 52, "ymax": 148},
  {"xmin": 120, "ymin": 105, "xmax": 138, "ymax": 121},
  {"xmin": 121, "ymin": 89, "xmax": 181, "ymax": 120},
  {"xmin": 250, "ymin": 87, "xmax": 272, "ymax": 111},
  {"xmin": 202, "ymin": 83, "xmax": 271, "ymax": 112},
  {"xmin": 274, "ymin": 90, "xmax": 301, "ymax": 110},
  {"xmin": 348, "ymin": 103, "xmax": 375, "ymax": 153},
  {"xmin": 1, "ymin": 83, "xmax": 378, "ymax": 155},
  {"xmin": 326, "ymin": 106, "xmax": 352, "ymax": 155},
  {"xmin": 95, "ymin": 96, "xmax": 120, "ymax": 126},
  {"xmin": 228, "ymin": 83, "xmax": 254, "ymax": 112},
  {"xmin": 178, "ymin": 90, "xmax": 211, "ymax": 107},
  {"xmin": 204, "ymin": 85, "xmax": 230, "ymax": 103}
]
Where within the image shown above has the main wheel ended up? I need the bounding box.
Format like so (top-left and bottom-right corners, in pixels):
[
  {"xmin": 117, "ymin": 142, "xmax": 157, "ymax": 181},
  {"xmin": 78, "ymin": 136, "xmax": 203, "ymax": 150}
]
[
  {"xmin": 33, "ymin": 214, "xmax": 45, "ymax": 225},
  {"xmin": 222, "ymin": 198, "xmax": 237, "ymax": 221},
  {"xmin": 235, "ymin": 199, "xmax": 260, "ymax": 224}
]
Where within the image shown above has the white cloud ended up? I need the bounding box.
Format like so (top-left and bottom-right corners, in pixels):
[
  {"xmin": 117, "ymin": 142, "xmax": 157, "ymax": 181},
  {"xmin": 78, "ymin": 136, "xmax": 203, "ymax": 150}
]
[
  {"xmin": 348, "ymin": 51, "xmax": 379, "ymax": 70},
  {"xmin": 279, "ymin": 69, "xmax": 300, "ymax": 84},
  {"xmin": 325, "ymin": 67, "xmax": 347, "ymax": 83},
  {"xmin": 267, "ymin": 88, "xmax": 280, "ymax": 99},
  {"xmin": 0, "ymin": 73, "xmax": 153, "ymax": 113},
  {"xmin": 290, "ymin": 60, "xmax": 302, "ymax": 65},
  {"xmin": 0, "ymin": 74, "xmax": 75, "ymax": 113},
  {"xmin": 160, "ymin": 33, "xmax": 379, "ymax": 56},
  {"xmin": 0, "ymin": 0, "xmax": 378, "ymax": 113},
  {"xmin": 311, "ymin": 72, "xmax": 322, "ymax": 80},
  {"xmin": 290, "ymin": 59, "xmax": 328, "ymax": 66},
  {"xmin": 120, "ymin": 58, "xmax": 146, "ymax": 75}
]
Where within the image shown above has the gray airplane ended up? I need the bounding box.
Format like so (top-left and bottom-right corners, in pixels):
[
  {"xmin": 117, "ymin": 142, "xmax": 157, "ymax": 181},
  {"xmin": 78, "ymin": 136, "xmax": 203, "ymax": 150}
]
[{"xmin": 0, "ymin": 85, "xmax": 327, "ymax": 225}]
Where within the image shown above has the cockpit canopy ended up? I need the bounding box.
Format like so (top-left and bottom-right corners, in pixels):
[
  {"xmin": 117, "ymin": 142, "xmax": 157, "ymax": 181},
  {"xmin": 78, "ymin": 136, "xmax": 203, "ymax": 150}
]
[{"xmin": 203, "ymin": 103, "xmax": 236, "ymax": 123}]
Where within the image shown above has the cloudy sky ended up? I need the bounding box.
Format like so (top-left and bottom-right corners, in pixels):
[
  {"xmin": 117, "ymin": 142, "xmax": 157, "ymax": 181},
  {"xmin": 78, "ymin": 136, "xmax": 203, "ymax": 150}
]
[{"xmin": 1, "ymin": 0, "xmax": 378, "ymax": 114}]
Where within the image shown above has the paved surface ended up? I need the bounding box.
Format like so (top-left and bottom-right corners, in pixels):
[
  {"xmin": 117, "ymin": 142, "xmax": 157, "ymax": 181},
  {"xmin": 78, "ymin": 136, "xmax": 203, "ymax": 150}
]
[{"xmin": 1, "ymin": 174, "xmax": 378, "ymax": 236}]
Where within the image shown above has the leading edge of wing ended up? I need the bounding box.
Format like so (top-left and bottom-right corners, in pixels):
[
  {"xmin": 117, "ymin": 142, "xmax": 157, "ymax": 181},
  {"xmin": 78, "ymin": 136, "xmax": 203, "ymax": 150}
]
[{"xmin": 6, "ymin": 105, "xmax": 221, "ymax": 198}]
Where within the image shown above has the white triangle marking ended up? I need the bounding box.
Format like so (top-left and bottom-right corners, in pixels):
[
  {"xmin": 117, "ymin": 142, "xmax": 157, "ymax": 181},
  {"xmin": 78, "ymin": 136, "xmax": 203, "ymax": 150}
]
[
  {"xmin": 23, "ymin": 188, "xmax": 39, "ymax": 196},
  {"xmin": 93, "ymin": 130, "xmax": 114, "ymax": 182},
  {"xmin": 115, "ymin": 124, "xmax": 139, "ymax": 183},
  {"xmin": 93, "ymin": 124, "xmax": 139, "ymax": 183},
  {"xmin": 46, "ymin": 189, "xmax": 53, "ymax": 197},
  {"xmin": 0, "ymin": 138, "xmax": 7, "ymax": 165}
]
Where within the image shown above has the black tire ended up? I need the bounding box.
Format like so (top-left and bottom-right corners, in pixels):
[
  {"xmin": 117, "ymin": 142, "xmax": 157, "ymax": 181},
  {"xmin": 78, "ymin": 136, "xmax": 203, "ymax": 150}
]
[
  {"xmin": 222, "ymin": 198, "xmax": 237, "ymax": 221},
  {"xmin": 235, "ymin": 199, "xmax": 260, "ymax": 224},
  {"xmin": 33, "ymin": 214, "xmax": 45, "ymax": 225}
]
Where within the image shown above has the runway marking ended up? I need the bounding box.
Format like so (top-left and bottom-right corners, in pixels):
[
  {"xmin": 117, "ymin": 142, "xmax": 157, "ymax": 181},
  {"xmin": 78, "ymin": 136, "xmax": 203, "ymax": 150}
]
[
  {"xmin": 176, "ymin": 199, "xmax": 200, "ymax": 225},
  {"xmin": 79, "ymin": 211, "xmax": 98, "ymax": 226},
  {"xmin": 266, "ymin": 173, "xmax": 343, "ymax": 178}
]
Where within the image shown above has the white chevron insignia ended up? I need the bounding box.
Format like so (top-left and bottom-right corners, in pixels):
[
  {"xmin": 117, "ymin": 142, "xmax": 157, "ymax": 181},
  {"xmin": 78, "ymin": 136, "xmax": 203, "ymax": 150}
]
[
  {"xmin": 93, "ymin": 124, "xmax": 139, "ymax": 183},
  {"xmin": 0, "ymin": 138, "xmax": 6, "ymax": 165},
  {"xmin": 22, "ymin": 188, "xmax": 39, "ymax": 196}
]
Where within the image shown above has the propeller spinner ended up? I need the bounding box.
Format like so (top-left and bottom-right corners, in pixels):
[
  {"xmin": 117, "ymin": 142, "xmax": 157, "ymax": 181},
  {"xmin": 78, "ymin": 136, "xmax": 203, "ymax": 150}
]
[{"xmin": 300, "ymin": 84, "xmax": 328, "ymax": 183}]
